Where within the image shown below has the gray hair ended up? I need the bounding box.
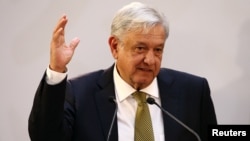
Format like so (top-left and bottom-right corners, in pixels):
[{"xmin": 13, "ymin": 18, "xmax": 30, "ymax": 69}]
[{"xmin": 111, "ymin": 2, "xmax": 169, "ymax": 39}]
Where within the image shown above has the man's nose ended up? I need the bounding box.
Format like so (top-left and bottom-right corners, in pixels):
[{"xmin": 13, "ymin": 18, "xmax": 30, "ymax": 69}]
[{"xmin": 144, "ymin": 50, "xmax": 156, "ymax": 65}]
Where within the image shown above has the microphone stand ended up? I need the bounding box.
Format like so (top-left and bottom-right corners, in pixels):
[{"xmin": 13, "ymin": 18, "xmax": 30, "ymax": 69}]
[
  {"xmin": 147, "ymin": 97, "xmax": 201, "ymax": 141},
  {"xmin": 107, "ymin": 97, "xmax": 118, "ymax": 141}
]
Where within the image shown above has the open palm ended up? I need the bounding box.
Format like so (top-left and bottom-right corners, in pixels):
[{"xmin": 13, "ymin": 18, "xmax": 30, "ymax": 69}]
[{"xmin": 50, "ymin": 15, "xmax": 80, "ymax": 72}]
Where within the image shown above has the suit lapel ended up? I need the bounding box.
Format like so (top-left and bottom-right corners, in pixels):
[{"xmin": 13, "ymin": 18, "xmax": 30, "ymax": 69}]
[
  {"xmin": 94, "ymin": 65, "xmax": 118, "ymax": 141},
  {"xmin": 157, "ymin": 69, "xmax": 180, "ymax": 140}
]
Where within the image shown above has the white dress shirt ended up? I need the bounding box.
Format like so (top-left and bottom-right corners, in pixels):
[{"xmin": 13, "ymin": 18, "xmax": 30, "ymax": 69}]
[
  {"xmin": 46, "ymin": 66, "xmax": 165, "ymax": 141},
  {"xmin": 113, "ymin": 65, "xmax": 164, "ymax": 141}
]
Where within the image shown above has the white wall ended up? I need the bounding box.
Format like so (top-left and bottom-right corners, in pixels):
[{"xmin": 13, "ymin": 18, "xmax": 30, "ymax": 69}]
[{"xmin": 0, "ymin": 0, "xmax": 249, "ymax": 140}]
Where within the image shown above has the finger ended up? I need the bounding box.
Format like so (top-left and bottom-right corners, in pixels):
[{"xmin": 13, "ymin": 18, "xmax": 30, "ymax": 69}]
[
  {"xmin": 52, "ymin": 27, "xmax": 65, "ymax": 44},
  {"xmin": 53, "ymin": 15, "xmax": 68, "ymax": 36},
  {"xmin": 69, "ymin": 37, "xmax": 80, "ymax": 49}
]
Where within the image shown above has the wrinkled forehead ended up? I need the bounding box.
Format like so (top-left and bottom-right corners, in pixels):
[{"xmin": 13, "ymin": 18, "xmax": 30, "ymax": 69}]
[{"xmin": 122, "ymin": 24, "xmax": 167, "ymax": 40}]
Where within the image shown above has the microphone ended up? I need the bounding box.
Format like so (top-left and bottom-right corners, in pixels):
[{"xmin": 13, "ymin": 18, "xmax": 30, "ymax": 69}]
[
  {"xmin": 146, "ymin": 97, "xmax": 201, "ymax": 141},
  {"xmin": 107, "ymin": 96, "xmax": 118, "ymax": 141}
]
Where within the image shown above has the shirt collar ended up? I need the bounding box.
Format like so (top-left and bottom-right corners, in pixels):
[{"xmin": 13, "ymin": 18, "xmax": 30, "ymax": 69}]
[{"xmin": 113, "ymin": 63, "xmax": 159, "ymax": 102}]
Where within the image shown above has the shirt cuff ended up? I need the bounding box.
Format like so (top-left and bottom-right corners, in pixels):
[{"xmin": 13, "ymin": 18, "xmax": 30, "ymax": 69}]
[{"xmin": 45, "ymin": 67, "xmax": 67, "ymax": 85}]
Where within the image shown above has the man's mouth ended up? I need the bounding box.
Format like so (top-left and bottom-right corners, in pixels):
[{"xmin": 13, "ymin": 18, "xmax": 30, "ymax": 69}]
[{"xmin": 138, "ymin": 67, "xmax": 152, "ymax": 72}]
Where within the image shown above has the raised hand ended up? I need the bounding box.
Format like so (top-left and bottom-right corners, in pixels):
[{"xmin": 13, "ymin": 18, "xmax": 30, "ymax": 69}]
[{"xmin": 49, "ymin": 15, "xmax": 80, "ymax": 72}]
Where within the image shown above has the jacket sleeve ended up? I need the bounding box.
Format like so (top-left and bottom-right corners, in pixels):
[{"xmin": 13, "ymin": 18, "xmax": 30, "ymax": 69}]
[
  {"xmin": 28, "ymin": 73, "xmax": 74, "ymax": 141},
  {"xmin": 200, "ymin": 78, "xmax": 217, "ymax": 141}
]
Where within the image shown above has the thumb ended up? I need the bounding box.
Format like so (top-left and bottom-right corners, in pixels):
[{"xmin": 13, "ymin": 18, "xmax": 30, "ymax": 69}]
[{"xmin": 69, "ymin": 37, "xmax": 80, "ymax": 49}]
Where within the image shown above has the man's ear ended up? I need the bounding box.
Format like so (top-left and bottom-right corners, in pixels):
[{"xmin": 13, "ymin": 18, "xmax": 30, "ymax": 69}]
[{"xmin": 108, "ymin": 36, "xmax": 119, "ymax": 59}]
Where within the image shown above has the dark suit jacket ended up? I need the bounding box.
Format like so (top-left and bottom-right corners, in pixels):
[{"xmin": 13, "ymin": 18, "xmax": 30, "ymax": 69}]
[{"xmin": 28, "ymin": 65, "xmax": 217, "ymax": 141}]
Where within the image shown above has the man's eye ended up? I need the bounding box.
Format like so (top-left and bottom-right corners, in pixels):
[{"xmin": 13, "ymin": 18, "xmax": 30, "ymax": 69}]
[
  {"xmin": 154, "ymin": 48, "xmax": 163, "ymax": 56},
  {"xmin": 155, "ymin": 48, "xmax": 163, "ymax": 52},
  {"xmin": 138, "ymin": 47, "xmax": 143, "ymax": 50},
  {"xmin": 135, "ymin": 47, "xmax": 145, "ymax": 52}
]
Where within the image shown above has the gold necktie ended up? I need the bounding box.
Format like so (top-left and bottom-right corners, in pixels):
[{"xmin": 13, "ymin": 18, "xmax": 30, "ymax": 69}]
[{"xmin": 133, "ymin": 91, "xmax": 154, "ymax": 141}]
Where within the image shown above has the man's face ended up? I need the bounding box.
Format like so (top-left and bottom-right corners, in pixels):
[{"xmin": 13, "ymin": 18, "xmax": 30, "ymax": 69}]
[{"xmin": 110, "ymin": 24, "xmax": 166, "ymax": 90}]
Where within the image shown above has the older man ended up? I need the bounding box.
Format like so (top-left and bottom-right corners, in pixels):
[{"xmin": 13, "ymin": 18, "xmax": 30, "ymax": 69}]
[{"xmin": 29, "ymin": 2, "xmax": 217, "ymax": 141}]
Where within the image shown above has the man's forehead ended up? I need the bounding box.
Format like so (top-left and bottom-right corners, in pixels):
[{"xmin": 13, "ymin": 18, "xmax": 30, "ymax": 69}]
[{"xmin": 126, "ymin": 26, "xmax": 166, "ymax": 38}]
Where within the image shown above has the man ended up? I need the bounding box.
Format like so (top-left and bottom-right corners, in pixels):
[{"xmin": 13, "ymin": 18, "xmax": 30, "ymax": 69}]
[{"xmin": 28, "ymin": 2, "xmax": 217, "ymax": 141}]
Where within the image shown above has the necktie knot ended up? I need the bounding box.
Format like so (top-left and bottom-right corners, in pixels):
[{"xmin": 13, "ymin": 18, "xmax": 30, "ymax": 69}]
[{"xmin": 133, "ymin": 91, "xmax": 146, "ymax": 105}]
